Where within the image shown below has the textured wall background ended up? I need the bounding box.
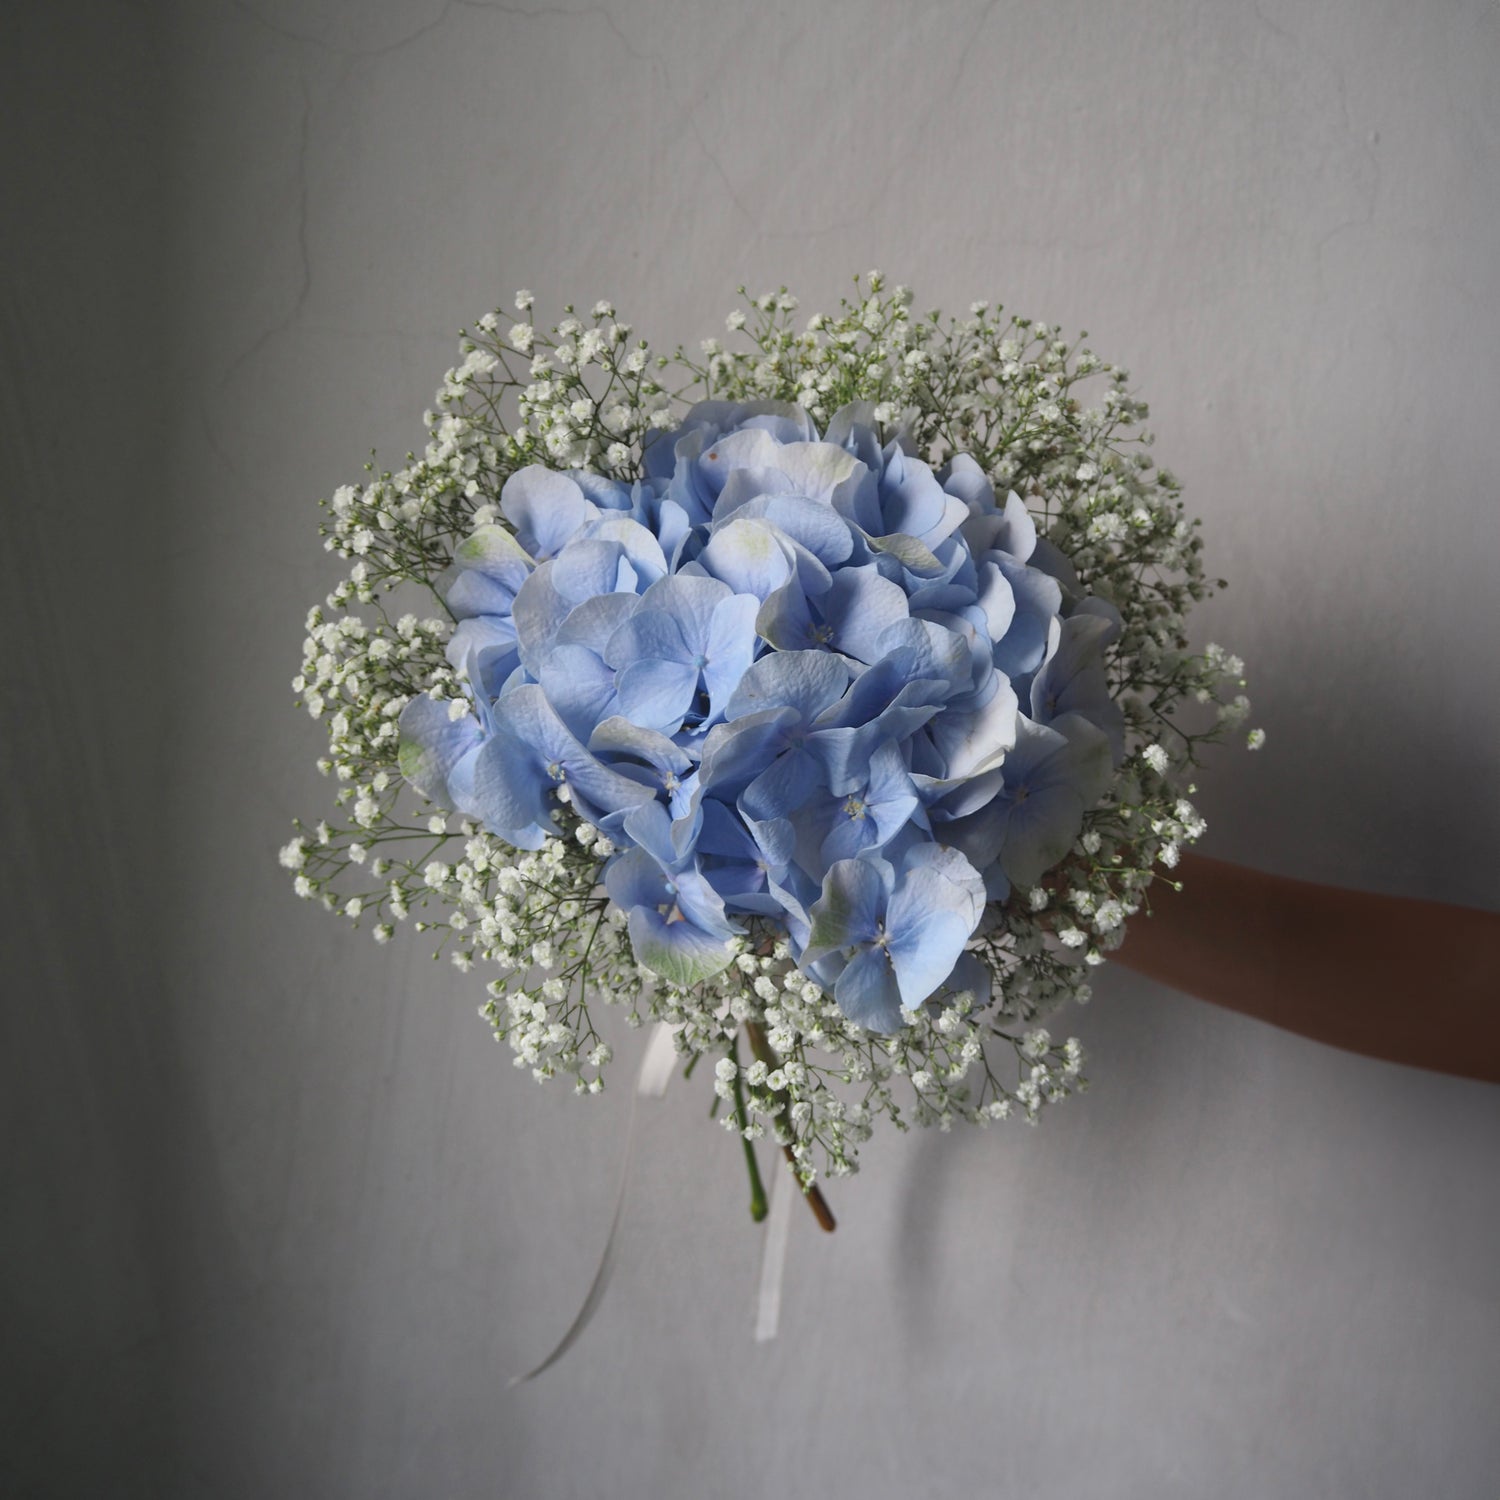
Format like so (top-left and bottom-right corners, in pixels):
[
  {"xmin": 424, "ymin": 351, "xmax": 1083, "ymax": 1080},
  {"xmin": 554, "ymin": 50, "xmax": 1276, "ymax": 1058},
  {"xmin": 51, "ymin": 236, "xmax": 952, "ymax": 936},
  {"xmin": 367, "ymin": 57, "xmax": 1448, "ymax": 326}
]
[{"xmin": 8, "ymin": 1, "xmax": 1500, "ymax": 1495}]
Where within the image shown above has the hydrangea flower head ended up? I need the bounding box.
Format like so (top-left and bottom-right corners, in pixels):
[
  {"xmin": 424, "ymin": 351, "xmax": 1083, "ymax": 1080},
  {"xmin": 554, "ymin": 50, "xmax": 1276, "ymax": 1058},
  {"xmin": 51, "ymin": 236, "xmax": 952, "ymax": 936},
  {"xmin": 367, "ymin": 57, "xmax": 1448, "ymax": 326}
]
[{"xmin": 400, "ymin": 400, "xmax": 1123, "ymax": 1030}]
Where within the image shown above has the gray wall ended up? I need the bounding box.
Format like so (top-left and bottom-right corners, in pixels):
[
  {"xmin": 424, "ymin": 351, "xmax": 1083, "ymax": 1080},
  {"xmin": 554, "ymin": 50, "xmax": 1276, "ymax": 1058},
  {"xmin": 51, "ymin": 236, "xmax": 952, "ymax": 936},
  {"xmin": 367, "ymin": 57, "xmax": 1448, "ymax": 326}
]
[{"xmin": 8, "ymin": 1, "xmax": 1500, "ymax": 1496}]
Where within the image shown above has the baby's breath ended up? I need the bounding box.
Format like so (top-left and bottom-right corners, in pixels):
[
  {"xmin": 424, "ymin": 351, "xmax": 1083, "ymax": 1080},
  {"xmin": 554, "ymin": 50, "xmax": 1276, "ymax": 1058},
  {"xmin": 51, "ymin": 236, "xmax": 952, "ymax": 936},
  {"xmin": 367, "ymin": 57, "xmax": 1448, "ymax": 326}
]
[{"xmin": 286, "ymin": 276, "xmax": 1256, "ymax": 1184}]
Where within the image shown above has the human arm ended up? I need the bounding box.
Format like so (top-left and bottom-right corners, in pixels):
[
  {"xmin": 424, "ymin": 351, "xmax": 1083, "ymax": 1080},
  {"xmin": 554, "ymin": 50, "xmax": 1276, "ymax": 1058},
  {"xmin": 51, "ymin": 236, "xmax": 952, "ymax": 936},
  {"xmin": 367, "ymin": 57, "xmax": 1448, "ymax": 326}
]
[{"xmin": 1112, "ymin": 853, "xmax": 1500, "ymax": 1083}]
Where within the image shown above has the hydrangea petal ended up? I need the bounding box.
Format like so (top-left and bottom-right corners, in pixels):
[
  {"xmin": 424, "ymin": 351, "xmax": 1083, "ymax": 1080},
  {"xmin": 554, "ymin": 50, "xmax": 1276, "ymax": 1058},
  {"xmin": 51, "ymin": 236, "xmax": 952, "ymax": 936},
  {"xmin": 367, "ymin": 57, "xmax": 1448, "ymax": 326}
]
[
  {"xmin": 888, "ymin": 908, "xmax": 973, "ymax": 1011},
  {"xmin": 702, "ymin": 594, "xmax": 761, "ymax": 716},
  {"xmin": 615, "ymin": 657, "xmax": 699, "ymax": 731},
  {"xmin": 740, "ymin": 745, "xmax": 822, "ymax": 823},
  {"xmin": 804, "ymin": 857, "xmax": 890, "ymax": 959},
  {"xmin": 466, "ymin": 732, "xmax": 553, "ymax": 840},
  {"xmin": 698, "ymin": 517, "xmax": 795, "ymax": 600},
  {"xmin": 538, "ymin": 644, "xmax": 618, "ymax": 741},
  {"xmin": 501, "ymin": 466, "xmax": 595, "ymax": 560},
  {"xmin": 823, "ymin": 565, "xmax": 910, "ymax": 663},
  {"xmin": 724, "ymin": 494, "xmax": 855, "ymax": 567},
  {"xmin": 833, "ymin": 947, "xmax": 906, "ymax": 1033},
  {"xmin": 627, "ymin": 907, "xmax": 736, "ymax": 986},
  {"xmin": 998, "ymin": 784, "xmax": 1084, "ymax": 888},
  {"xmin": 696, "ymin": 709, "xmax": 797, "ymax": 801},
  {"xmin": 511, "ymin": 563, "xmax": 571, "ymax": 673},
  {"xmin": 724, "ymin": 649, "xmax": 851, "ymax": 723},
  {"xmin": 605, "ymin": 608, "xmax": 691, "ymax": 671},
  {"xmin": 556, "ymin": 591, "xmax": 640, "ymax": 654},
  {"xmin": 396, "ymin": 695, "xmax": 484, "ymax": 805}
]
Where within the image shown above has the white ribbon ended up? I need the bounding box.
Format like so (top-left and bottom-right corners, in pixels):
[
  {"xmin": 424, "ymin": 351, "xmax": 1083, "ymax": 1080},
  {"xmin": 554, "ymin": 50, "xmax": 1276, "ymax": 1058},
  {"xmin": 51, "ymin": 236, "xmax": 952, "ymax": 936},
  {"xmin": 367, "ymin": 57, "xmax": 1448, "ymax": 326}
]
[
  {"xmin": 754, "ymin": 1159, "xmax": 795, "ymax": 1342},
  {"xmin": 507, "ymin": 1023, "xmax": 678, "ymax": 1387},
  {"xmin": 510, "ymin": 1023, "xmax": 807, "ymax": 1382}
]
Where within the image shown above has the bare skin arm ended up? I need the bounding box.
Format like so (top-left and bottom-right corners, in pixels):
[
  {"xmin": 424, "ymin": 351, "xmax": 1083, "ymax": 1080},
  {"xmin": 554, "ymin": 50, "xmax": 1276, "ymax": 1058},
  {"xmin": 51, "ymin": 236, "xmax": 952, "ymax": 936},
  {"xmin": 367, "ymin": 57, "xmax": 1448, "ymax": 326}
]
[{"xmin": 1113, "ymin": 853, "xmax": 1500, "ymax": 1083}]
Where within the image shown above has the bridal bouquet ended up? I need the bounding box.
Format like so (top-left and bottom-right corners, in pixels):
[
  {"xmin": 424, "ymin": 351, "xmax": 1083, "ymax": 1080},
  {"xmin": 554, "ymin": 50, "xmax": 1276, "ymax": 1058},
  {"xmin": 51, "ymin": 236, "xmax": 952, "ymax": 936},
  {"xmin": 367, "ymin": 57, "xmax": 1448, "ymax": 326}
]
[{"xmin": 283, "ymin": 274, "xmax": 1256, "ymax": 1221}]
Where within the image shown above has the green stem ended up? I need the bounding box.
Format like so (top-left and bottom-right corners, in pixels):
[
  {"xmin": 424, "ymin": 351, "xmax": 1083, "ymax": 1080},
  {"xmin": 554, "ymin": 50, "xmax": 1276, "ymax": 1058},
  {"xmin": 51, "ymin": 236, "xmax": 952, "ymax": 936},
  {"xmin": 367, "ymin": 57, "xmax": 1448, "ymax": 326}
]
[
  {"xmin": 729, "ymin": 1035, "xmax": 768, "ymax": 1223},
  {"xmin": 744, "ymin": 1021, "xmax": 837, "ymax": 1233}
]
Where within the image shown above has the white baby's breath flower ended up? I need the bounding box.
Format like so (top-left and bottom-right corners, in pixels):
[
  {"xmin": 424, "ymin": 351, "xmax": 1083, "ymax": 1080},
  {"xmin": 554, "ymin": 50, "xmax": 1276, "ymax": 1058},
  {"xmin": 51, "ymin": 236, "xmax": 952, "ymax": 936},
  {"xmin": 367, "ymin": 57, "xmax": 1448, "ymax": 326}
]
[{"xmin": 289, "ymin": 278, "xmax": 1254, "ymax": 1184}]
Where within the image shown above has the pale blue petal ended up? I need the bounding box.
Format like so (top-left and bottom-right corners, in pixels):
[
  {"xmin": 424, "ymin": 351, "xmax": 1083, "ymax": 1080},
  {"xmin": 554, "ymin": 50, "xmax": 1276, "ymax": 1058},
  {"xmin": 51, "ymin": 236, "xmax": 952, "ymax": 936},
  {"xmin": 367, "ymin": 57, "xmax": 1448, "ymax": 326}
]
[
  {"xmin": 555, "ymin": 591, "xmax": 640, "ymax": 654},
  {"xmin": 996, "ymin": 490, "xmax": 1038, "ymax": 562},
  {"xmin": 888, "ymin": 906, "xmax": 973, "ymax": 1011},
  {"xmin": 805, "ymin": 857, "xmax": 890, "ymax": 959},
  {"xmin": 833, "ymin": 947, "xmax": 906, "ymax": 1033},
  {"xmin": 942, "ymin": 453, "xmax": 998, "ymax": 517},
  {"xmin": 396, "ymin": 695, "xmax": 484, "ymax": 804},
  {"xmin": 724, "ymin": 649, "xmax": 851, "ymax": 723},
  {"xmin": 741, "ymin": 809, "xmax": 796, "ymax": 870},
  {"xmin": 627, "ymin": 907, "xmax": 736, "ymax": 986},
  {"xmin": 721, "ymin": 494, "xmax": 855, "ymax": 567},
  {"xmin": 492, "ymin": 683, "xmax": 572, "ymax": 764},
  {"xmin": 588, "ymin": 717, "xmax": 694, "ymax": 779},
  {"xmin": 871, "ymin": 618, "xmax": 973, "ymax": 692},
  {"xmin": 702, "ymin": 594, "xmax": 760, "ymax": 716},
  {"xmin": 550, "ymin": 538, "xmax": 632, "ymax": 604},
  {"xmin": 576, "ymin": 515, "xmax": 670, "ymax": 588},
  {"xmin": 573, "ymin": 472, "xmax": 632, "ymax": 510},
  {"xmin": 999, "ymin": 784, "xmax": 1084, "ymax": 888},
  {"xmin": 865, "ymin": 529, "xmax": 944, "ymax": 575},
  {"xmin": 925, "ymin": 673, "xmax": 1018, "ymax": 780},
  {"xmin": 538, "ymin": 645, "xmax": 617, "ymax": 742},
  {"xmin": 666, "ymin": 866, "xmax": 740, "ymax": 940},
  {"xmin": 510, "ymin": 563, "xmax": 571, "ymax": 673},
  {"xmin": 709, "ymin": 464, "xmax": 795, "ymax": 524},
  {"xmin": 696, "ymin": 710, "xmax": 796, "ymax": 800},
  {"xmin": 614, "ymin": 657, "xmax": 698, "ymax": 731},
  {"xmin": 878, "ymin": 451, "xmax": 949, "ymax": 539},
  {"xmin": 638, "ymin": 572, "xmax": 731, "ymax": 649},
  {"xmin": 654, "ymin": 496, "xmax": 693, "ymax": 566},
  {"xmin": 452, "ymin": 522, "xmax": 534, "ymax": 586},
  {"xmin": 500, "ymin": 466, "xmax": 594, "ymax": 560},
  {"xmin": 765, "ymin": 441, "xmax": 863, "ymax": 504},
  {"xmin": 698, "ymin": 517, "xmax": 794, "ymax": 600},
  {"xmin": 825, "ymin": 565, "xmax": 909, "ymax": 663},
  {"xmin": 562, "ymin": 748, "xmax": 658, "ymax": 826},
  {"xmin": 696, "ymin": 427, "xmax": 786, "ymax": 496},
  {"xmin": 973, "ymin": 560, "xmax": 1017, "ymax": 644},
  {"xmin": 740, "ymin": 745, "xmax": 822, "ymax": 823},
  {"xmin": 621, "ymin": 800, "xmax": 677, "ymax": 863},
  {"xmin": 466, "ymin": 732, "xmax": 552, "ymax": 839},
  {"xmin": 605, "ymin": 846, "xmax": 671, "ymax": 911},
  {"xmin": 821, "ymin": 402, "xmax": 880, "ymax": 453},
  {"xmin": 605, "ymin": 609, "xmax": 691, "ymax": 671},
  {"xmin": 897, "ymin": 844, "xmax": 987, "ymax": 929},
  {"xmin": 446, "ymin": 568, "xmax": 520, "ymax": 621},
  {"xmin": 821, "ymin": 808, "xmax": 880, "ymax": 866},
  {"xmin": 991, "ymin": 555, "xmax": 1064, "ymax": 679},
  {"xmin": 755, "ymin": 580, "xmax": 822, "ymax": 652},
  {"xmin": 445, "ymin": 615, "xmax": 520, "ymax": 699}
]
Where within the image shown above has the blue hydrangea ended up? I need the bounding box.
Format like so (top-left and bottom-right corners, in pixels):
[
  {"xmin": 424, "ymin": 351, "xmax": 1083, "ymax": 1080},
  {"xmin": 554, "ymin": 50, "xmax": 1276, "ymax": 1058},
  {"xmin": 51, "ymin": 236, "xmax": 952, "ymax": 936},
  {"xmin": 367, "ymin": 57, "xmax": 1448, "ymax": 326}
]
[{"xmin": 400, "ymin": 401, "xmax": 1123, "ymax": 1029}]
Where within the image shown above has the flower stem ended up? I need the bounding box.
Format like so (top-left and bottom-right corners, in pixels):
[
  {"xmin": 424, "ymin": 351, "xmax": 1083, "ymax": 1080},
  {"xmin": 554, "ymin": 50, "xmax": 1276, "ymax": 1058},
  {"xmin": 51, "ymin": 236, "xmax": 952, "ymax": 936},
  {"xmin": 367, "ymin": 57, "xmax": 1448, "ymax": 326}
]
[
  {"xmin": 729, "ymin": 1035, "xmax": 768, "ymax": 1223},
  {"xmin": 743, "ymin": 1021, "xmax": 837, "ymax": 1234}
]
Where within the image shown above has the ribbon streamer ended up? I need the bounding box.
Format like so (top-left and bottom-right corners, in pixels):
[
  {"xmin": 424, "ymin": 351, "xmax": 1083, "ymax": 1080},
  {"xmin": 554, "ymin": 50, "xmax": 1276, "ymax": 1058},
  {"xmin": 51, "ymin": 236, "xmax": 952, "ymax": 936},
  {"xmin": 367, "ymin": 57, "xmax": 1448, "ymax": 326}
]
[
  {"xmin": 754, "ymin": 1159, "xmax": 795, "ymax": 1341},
  {"xmin": 507, "ymin": 1023, "xmax": 678, "ymax": 1387}
]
